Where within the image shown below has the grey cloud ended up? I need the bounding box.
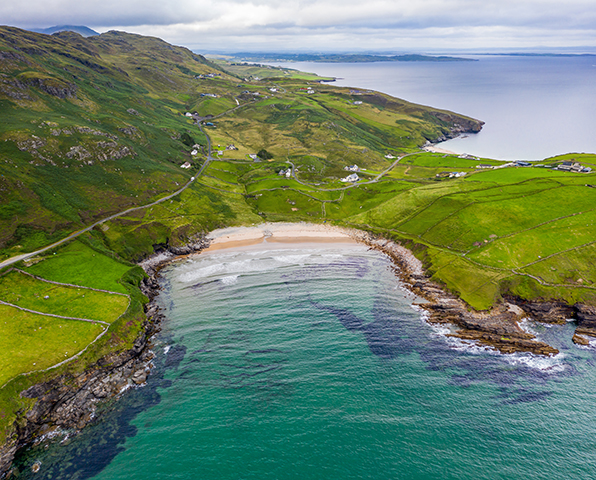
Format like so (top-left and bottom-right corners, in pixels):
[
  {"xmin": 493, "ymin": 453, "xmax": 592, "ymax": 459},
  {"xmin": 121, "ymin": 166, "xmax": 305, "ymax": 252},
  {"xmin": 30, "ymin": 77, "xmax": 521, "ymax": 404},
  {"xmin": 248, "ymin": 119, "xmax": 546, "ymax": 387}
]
[{"xmin": 4, "ymin": 0, "xmax": 596, "ymax": 51}]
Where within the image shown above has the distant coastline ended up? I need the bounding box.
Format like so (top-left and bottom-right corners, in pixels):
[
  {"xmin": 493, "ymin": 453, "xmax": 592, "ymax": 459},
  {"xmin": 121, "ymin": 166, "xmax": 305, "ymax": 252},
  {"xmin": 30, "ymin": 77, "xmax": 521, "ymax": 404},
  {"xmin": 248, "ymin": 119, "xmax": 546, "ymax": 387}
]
[{"xmin": 225, "ymin": 53, "xmax": 476, "ymax": 63}]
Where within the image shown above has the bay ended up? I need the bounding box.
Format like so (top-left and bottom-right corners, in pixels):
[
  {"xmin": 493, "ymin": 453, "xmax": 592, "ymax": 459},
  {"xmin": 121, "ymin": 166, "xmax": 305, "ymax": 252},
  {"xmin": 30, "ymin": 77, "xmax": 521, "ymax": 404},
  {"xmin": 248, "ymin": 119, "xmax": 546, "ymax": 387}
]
[
  {"xmin": 269, "ymin": 56, "xmax": 596, "ymax": 160},
  {"xmin": 14, "ymin": 241, "xmax": 596, "ymax": 479}
]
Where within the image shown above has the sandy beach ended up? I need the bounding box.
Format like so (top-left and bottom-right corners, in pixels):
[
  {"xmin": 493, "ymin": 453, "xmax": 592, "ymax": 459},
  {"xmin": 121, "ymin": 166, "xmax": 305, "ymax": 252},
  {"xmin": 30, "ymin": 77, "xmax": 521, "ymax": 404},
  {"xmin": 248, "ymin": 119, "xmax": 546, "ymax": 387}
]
[
  {"xmin": 203, "ymin": 222, "xmax": 357, "ymax": 252},
  {"xmin": 423, "ymin": 145, "xmax": 457, "ymax": 155}
]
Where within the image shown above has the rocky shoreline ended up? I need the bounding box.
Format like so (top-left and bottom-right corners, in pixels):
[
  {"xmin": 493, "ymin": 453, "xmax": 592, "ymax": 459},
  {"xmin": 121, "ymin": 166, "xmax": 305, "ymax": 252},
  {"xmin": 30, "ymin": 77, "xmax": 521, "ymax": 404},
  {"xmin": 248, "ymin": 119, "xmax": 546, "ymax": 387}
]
[
  {"xmin": 0, "ymin": 236, "xmax": 211, "ymax": 478},
  {"xmin": 351, "ymin": 230, "xmax": 596, "ymax": 355}
]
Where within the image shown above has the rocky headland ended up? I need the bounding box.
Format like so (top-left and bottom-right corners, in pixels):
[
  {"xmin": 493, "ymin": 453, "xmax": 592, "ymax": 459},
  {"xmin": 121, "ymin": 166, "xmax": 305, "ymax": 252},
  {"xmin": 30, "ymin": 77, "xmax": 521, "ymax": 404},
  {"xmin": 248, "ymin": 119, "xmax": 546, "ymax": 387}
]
[{"xmin": 353, "ymin": 231, "xmax": 596, "ymax": 356}]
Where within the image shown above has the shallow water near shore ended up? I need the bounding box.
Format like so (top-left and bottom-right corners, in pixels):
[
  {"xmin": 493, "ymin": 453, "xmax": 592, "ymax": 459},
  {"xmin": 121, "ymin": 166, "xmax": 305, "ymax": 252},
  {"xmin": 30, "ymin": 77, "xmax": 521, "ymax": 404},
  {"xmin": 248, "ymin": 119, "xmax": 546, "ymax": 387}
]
[{"xmin": 14, "ymin": 241, "xmax": 596, "ymax": 479}]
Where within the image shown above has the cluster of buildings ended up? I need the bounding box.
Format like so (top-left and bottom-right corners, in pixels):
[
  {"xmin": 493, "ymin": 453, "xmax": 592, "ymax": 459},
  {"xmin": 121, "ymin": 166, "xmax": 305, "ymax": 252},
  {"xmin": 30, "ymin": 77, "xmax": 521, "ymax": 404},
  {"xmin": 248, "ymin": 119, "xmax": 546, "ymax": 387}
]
[
  {"xmin": 474, "ymin": 160, "xmax": 592, "ymax": 173},
  {"xmin": 279, "ymin": 168, "xmax": 292, "ymax": 178},
  {"xmin": 458, "ymin": 153, "xmax": 480, "ymax": 161},
  {"xmin": 556, "ymin": 161, "xmax": 592, "ymax": 173},
  {"xmin": 475, "ymin": 161, "xmax": 531, "ymax": 169},
  {"xmin": 437, "ymin": 171, "xmax": 467, "ymax": 179},
  {"xmin": 344, "ymin": 165, "xmax": 360, "ymax": 172}
]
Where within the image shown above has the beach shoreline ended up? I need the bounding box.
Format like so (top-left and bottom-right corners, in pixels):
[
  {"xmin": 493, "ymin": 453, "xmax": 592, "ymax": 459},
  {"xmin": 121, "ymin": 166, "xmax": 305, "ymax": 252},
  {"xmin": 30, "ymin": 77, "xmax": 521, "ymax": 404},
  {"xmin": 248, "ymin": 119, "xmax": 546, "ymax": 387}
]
[
  {"xmin": 202, "ymin": 222, "xmax": 357, "ymax": 252},
  {"xmin": 423, "ymin": 145, "xmax": 458, "ymax": 155}
]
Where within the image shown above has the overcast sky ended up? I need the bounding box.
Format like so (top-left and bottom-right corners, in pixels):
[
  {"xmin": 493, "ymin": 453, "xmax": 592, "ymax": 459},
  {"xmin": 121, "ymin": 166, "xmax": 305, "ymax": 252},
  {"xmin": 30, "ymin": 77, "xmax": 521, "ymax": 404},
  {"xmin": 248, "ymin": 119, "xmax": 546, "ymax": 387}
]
[{"xmin": 5, "ymin": 0, "xmax": 596, "ymax": 53}]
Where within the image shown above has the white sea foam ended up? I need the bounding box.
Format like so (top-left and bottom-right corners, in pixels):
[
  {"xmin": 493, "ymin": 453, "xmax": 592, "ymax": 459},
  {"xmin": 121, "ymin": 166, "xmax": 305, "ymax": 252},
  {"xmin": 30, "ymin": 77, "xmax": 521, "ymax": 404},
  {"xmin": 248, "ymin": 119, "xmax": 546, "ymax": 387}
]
[
  {"xmin": 176, "ymin": 247, "xmax": 361, "ymax": 285},
  {"xmin": 496, "ymin": 350, "xmax": 566, "ymax": 372},
  {"xmin": 519, "ymin": 317, "xmax": 542, "ymax": 336},
  {"xmin": 221, "ymin": 275, "xmax": 239, "ymax": 286},
  {"xmin": 410, "ymin": 304, "xmax": 430, "ymax": 322},
  {"xmin": 273, "ymin": 254, "xmax": 310, "ymax": 264},
  {"xmin": 415, "ymin": 308, "xmax": 566, "ymax": 372}
]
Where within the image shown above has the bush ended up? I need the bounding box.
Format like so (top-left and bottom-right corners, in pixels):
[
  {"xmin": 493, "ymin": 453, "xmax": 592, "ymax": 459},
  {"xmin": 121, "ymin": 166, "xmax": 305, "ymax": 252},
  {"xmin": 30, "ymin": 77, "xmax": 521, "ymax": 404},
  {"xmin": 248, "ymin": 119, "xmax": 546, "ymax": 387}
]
[
  {"xmin": 257, "ymin": 149, "xmax": 273, "ymax": 160},
  {"xmin": 180, "ymin": 131, "xmax": 195, "ymax": 147}
]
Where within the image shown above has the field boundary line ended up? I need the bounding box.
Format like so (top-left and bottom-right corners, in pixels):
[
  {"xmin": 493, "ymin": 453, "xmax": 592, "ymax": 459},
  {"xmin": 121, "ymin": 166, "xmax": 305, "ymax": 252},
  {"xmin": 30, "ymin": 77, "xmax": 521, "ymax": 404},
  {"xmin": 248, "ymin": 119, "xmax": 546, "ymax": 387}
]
[
  {"xmin": 14, "ymin": 269, "xmax": 130, "ymax": 297},
  {"xmin": 0, "ymin": 300, "xmax": 110, "ymax": 325}
]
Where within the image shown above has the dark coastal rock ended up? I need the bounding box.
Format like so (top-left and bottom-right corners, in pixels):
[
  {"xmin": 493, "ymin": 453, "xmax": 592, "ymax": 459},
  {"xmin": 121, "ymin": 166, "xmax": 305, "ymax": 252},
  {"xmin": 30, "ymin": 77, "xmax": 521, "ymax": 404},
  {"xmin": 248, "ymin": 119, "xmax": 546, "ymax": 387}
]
[
  {"xmin": 506, "ymin": 298, "xmax": 574, "ymax": 324},
  {"xmin": 450, "ymin": 330, "xmax": 558, "ymax": 356},
  {"xmin": 428, "ymin": 111, "xmax": 484, "ymax": 138},
  {"xmin": 0, "ymin": 283, "xmax": 165, "ymax": 478},
  {"xmin": 355, "ymin": 232, "xmax": 562, "ymax": 356},
  {"xmin": 420, "ymin": 300, "xmax": 559, "ymax": 355},
  {"xmin": 572, "ymin": 333, "xmax": 591, "ymax": 346},
  {"xmin": 574, "ymin": 303, "xmax": 596, "ymax": 329}
]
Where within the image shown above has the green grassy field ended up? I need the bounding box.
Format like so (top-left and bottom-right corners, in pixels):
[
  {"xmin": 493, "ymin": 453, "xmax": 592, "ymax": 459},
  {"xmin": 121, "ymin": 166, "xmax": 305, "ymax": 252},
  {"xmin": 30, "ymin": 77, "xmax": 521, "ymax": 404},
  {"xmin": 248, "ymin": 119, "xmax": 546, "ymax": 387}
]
[
  {"xmin": 0, "ymin": 304, "xmax": 105, "ymax": 387},
  {"xmin": 0, "ymin": 270, "xmax": 129, "ymax": 323},
  {"xmin": 23, "ymin": 240, "xmax": 132, "ymax": 294}
]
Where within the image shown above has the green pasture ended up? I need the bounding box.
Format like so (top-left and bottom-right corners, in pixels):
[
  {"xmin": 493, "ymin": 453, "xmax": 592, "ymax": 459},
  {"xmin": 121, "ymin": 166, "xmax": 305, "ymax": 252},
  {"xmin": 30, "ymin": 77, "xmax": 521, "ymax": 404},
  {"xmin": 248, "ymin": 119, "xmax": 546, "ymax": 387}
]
[
  {"xmin": 24, "ymin": 240, "xmax": 131, "ymax": 294},
  {"xmin": 0, "ymin": 304, "xmax": 105, "ymax": 387},
  {"xmin": 468, "ymin": 209, "xmax": 596, "ymax": 269},
  {"xmin": 521, "ymin": 243, "xmax": 596, "ymax": 286},
  {"xmin": 0, "ymin": 270, "xmax": 129, "ymax": 323},
  {"xmin": 468, "ymin": 166, "xmax": 592, "ymax": 183}
]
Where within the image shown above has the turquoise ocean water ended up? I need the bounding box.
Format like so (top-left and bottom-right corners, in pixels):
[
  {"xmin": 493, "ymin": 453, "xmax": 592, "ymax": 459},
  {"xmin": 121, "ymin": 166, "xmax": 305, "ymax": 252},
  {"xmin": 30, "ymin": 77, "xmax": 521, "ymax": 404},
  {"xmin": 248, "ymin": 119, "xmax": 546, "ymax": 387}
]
[{"xmin": 14, "ymin": 241, "xmax": 596, "ymax": 478}]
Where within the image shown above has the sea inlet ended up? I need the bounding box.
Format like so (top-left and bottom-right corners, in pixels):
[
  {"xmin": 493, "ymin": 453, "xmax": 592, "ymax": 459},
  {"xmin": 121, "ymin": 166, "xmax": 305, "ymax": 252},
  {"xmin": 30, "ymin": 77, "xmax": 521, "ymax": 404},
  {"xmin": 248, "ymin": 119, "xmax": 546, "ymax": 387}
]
[{"xmin": 13, "ymin": 231, "xmax": 596, "ymax": 479}]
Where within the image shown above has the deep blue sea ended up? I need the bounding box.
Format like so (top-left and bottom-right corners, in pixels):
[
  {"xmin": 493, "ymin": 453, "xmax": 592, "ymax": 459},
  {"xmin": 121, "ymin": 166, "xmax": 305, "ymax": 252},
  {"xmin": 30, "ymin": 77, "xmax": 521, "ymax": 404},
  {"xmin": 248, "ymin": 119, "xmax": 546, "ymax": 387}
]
[
  {"xmin": 13, "ymin": 241, "xmax": 596, "ymax": 479},
  {"xmin": 271, "ymin": 56, "xmax": 596, "ymax": 160}
]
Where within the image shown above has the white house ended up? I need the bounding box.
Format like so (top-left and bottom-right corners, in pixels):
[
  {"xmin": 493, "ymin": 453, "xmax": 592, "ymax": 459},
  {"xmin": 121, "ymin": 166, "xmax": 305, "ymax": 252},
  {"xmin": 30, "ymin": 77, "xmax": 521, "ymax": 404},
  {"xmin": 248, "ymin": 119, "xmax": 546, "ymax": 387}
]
[
  {"xmin": 185, "ymin": 112, "xmax": 193, "ymax": 117},
  {"xmin": 341, "ymin": 173, "xmax": 359, "ymax": 182},
  {"xmin": 191, "ymin": 149, "xmax": 198, "ymax": 156},
  {"xmin": 181, "ymin": 162, "xmax": 192, "ymax": 169},
  {"xmin": 344, "ymin": 165, "xmax": 360, "ymax": 172}
]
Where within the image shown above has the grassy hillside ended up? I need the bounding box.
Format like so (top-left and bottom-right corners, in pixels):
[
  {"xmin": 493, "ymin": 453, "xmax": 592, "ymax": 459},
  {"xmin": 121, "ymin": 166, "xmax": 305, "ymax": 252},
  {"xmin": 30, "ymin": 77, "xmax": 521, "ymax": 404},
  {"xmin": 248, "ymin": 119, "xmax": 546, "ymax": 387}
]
[{"xmin": 0, "ymin": 26, "xmax": 480, "ymax": 262}]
